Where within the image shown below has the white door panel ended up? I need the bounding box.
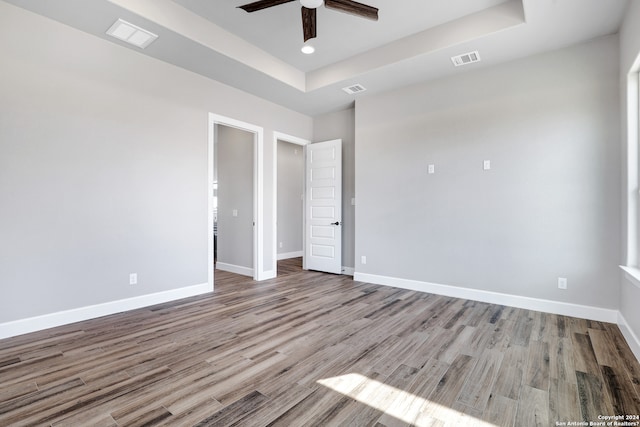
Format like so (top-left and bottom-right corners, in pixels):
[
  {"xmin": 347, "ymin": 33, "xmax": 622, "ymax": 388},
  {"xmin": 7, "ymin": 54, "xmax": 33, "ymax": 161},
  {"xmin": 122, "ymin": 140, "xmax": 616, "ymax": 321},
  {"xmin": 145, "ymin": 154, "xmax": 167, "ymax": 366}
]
[{"xmin": 305, "ymin": 139, "xmax": 342, "ymax": 274}]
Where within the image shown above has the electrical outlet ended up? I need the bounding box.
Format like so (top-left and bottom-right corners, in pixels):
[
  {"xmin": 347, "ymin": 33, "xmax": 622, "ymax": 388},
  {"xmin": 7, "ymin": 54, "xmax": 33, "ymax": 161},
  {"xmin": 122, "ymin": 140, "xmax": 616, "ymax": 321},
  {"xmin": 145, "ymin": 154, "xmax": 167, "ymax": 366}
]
[
  {"xmin": 232, "ymin": 209, "xmax": 238, "ymax": 217},
  {"xmin": 129, "ymin": 273, "xmax": 137, "ymax": 285},
  {"xmin": 279, "ymin": 242, "xmax": 283, "ymax": 249},
  {"xmin": 361, "ymin": 255, "xmax": 367, "ymax": 265},
  {"xmin": 558, "ymin": 277, "xmax": 567, "ymax": 290}
]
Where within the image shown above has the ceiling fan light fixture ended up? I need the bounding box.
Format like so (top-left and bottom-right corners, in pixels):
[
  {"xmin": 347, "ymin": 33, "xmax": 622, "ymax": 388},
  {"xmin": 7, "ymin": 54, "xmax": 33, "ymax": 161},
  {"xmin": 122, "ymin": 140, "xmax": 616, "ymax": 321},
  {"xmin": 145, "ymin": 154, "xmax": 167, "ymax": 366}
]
[
  {"xmin": 301, "ymin": 44, "xmax": 315, "ymax": 54},
  {"xmin": 300, "ymin": 0, "xmax": 323, "ymax": 9}
]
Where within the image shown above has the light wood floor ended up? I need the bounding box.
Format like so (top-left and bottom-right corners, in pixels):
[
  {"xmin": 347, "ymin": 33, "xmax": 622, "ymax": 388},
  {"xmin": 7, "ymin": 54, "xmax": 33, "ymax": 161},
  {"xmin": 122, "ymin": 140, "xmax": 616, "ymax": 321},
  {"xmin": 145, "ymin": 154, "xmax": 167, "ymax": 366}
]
[{"xmin": 1, "ymin": 258, "xmax": 639, "ymax": 426}]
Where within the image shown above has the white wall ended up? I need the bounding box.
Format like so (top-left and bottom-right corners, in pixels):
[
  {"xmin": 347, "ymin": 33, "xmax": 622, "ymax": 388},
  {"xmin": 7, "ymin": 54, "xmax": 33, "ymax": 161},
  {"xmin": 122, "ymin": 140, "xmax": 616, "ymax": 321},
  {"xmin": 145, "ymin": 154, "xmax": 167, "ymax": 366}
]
[
  {"xmin": 619, "ymin": 0, "xmax": 640, "ymax": 350},
  {"xmin": 0, "ymin": 2, "xmax": 312, "ymax": 332},
  {"xmin": 355, "ymin": 36, "xmax": 621, "ymax": 312},
  {"xmin": 217, "ymin": 125, "xmax": 254, "ymax": 272},
  {"xmin": 277, "ymin": 140, "xmax": 304, "ymax": 258},
  {"xmin": 314, "ymin": 108, "xmax": 356, "ymax": 270}
]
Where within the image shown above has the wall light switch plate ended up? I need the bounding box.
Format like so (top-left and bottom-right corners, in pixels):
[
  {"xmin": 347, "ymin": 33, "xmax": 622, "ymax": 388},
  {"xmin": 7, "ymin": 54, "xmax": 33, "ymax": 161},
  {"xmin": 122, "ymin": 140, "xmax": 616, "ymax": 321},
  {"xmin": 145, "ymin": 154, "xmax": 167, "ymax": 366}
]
[
  {"xmin": 232, "ymin": 209, "xmax": 238, "ymax": 217},
  {"xmin": 428, "ymin": 164, "xmax": 435, "ymax": 174},
  {"xmin": 483, "ymin": 160, "xmax": 491, "ymax": 170}
]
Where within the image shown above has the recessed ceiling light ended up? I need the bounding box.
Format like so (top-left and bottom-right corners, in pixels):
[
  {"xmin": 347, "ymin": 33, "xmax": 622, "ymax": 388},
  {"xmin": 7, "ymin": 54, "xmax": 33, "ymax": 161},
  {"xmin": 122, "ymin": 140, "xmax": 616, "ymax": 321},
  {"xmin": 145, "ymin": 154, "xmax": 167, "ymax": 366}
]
[
  {"xmin": 106, "ymin": 19, "xmax": 158, "ymax": 49},
  {"xmin": 301, "ymin": 45, "xmax": 315, "ymax": 54}
]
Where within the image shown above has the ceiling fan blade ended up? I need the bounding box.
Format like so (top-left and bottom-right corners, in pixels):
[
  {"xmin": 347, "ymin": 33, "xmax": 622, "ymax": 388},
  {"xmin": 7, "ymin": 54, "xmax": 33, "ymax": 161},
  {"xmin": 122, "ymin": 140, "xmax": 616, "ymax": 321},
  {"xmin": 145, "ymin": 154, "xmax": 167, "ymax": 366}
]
[
  {"xmin": 324, "ymin": 0, "xmax": 378, "ymax": 21},
  {"xmin": 238, "ymin": 0, "xmax": 295, "ymax": 13},
  {"xmin": 301, "ymin": 6, "xmax": 317, "ymax": 42}
]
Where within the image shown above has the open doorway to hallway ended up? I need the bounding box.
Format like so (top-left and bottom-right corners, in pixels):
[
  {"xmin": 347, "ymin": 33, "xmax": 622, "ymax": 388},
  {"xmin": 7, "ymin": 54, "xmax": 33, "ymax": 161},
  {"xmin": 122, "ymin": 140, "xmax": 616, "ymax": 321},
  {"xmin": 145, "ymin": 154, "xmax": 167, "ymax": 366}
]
[
  {"xmin": 273, "ymin": 132, "xmax": 309, "ymax": 277},
  {"xmin": 214, "ymin": 124, "xmax": 255, "ymax": 278},
  {"xmin": 276, "ymin": 139, "xmax": 304, "ymax": 269}
]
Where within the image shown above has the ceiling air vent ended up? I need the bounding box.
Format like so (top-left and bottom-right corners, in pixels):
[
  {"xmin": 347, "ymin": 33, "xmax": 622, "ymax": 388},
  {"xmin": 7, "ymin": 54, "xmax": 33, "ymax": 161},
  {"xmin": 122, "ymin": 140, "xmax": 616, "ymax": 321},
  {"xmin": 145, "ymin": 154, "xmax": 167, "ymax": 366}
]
[
  {"xmin": 451, "ymin": 50, "xmax": 481, "ymax": 67},
  {"xmin": 106, "ymin": 19, "xmax": 158, "ymax": 49},
  {"xmin": 342, "ymin": 84, "xmax": 367, "ymax": 95}
]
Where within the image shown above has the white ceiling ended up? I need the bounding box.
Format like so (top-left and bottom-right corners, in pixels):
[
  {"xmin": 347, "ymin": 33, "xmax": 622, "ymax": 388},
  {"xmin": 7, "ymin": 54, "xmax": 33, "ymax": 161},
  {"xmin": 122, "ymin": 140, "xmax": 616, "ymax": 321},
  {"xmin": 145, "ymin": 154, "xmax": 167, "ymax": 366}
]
[
  {"xmin": 173, "ymin": 0, "xmax": 510, "ymax": 72},
  {"xmin": 2, "ymin": 0, "xmax": 630, "ymax": 116}
]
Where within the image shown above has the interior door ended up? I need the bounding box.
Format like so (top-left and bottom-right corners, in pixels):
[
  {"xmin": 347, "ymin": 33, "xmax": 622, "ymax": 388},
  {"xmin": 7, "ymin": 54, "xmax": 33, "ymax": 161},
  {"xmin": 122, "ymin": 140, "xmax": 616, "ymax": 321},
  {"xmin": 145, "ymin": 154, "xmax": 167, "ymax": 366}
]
[{"xmin": 305, "ymin": 139, "xmax": 342, "ymax": 274}]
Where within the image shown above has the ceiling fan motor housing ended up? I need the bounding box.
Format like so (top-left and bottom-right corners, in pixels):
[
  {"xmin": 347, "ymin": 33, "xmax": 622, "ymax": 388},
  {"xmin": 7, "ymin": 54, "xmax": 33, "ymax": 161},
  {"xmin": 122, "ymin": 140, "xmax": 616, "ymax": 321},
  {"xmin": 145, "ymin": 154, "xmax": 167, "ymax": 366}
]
[{"xmin": 300, "ymin": 0, "xmax": 323, "ymax": 8}]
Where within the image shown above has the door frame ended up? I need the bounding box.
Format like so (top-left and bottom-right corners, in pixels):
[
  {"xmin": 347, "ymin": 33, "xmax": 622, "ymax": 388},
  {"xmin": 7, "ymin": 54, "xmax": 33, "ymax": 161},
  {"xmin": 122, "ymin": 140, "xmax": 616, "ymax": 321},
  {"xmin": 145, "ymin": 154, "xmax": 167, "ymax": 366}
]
[
  {"xmin": 272, "ymin": 132, "xmax": 311, "ymax": 276},
  {"xmin": 208, "ymin": 113, "xmax": 264, "ymax": 289}
]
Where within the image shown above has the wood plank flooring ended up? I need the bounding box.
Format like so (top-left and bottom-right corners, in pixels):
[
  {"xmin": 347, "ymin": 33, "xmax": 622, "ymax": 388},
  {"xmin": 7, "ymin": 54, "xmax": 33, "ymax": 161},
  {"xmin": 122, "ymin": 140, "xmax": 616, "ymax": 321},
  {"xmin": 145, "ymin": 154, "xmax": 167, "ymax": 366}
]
[{"xmin": 1, "ymin": 257, "xmax": 639, "ymax": 426}]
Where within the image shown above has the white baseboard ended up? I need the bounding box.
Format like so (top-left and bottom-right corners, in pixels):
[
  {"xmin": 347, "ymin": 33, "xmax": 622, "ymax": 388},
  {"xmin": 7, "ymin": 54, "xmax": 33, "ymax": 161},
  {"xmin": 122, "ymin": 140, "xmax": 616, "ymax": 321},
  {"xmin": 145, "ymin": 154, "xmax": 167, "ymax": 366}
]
[
  {"xmin": 341, "ymin": 267, "xmax": 355, "ymax": 276},
  {"xmin": 353, "ymin": 272, "xmax": 619, "ymax": 323},
  {"xmin": 277, "ymin": 251, "xmax": 303, "ymax": 260},
  {"xmin": 0, "ymin": 282, "xmax": 211, "ymax": 340},
  {"xmin": 618, "ymin": 312, "xmax": 640, "ymax": 362},
  {"xmin": 216, "ymin": 262, "xmax": 254, "ymax": 277}
]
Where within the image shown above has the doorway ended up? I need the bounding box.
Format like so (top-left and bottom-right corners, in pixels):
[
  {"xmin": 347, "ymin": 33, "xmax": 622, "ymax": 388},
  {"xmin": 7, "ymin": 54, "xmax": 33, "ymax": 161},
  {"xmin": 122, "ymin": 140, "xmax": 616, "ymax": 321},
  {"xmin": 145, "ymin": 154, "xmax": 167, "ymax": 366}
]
[
  {"xmin": 272, "ymin": 135, "xmax": 344, "ymax": 276},
  {"xmin": 276, "ymin": 140, "xmax": 304, "ymax": 265},
  {"xmin": 273, "ymin": 132, "xmax": 309, "ymax": 276},
  {"xmin": 208, "ymin": 114, "xmax": 264, "ymax": 290},
  {"xmin": 215, "ymin": 124, "xmax": 254, "ymax": 276}
]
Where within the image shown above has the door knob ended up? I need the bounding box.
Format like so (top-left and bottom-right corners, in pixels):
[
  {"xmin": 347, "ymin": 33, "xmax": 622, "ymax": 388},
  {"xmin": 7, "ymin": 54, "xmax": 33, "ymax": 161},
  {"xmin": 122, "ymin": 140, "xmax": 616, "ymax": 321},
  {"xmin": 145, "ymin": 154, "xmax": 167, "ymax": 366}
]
[{"xmin": 331, "ymin": 221, "xmax": 341, "ymax": 226}]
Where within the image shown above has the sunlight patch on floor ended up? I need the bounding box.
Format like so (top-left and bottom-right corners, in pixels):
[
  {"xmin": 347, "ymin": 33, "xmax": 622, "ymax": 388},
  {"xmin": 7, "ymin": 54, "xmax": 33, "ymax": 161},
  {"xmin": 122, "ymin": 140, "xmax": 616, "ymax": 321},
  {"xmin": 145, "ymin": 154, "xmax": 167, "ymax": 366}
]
[{"xmin": 317, "ymin": 373, "xmax": 497, "ymax": 426}]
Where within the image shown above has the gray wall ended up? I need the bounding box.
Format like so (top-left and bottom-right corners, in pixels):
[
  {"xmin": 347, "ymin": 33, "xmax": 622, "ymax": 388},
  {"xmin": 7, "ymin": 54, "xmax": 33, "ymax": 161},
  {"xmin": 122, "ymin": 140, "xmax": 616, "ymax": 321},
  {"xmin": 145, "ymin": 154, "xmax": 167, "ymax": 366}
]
[
  {"xmin": 314, "ymin": 108, "xmax": 356, "ymax": 269},
  {"xmin": 0, "ymin": 2, "xmax": 312, "ymax": 324},
  {"xmin": 217, "ymin": 125, "xmax": 254, "ymax": 270},
  {"xmin": 355, "ymin": 36, "xmax": 621, "ymax": 309},
  {"xmin": 619, "ymin": 1, "xmax": 640, "ymax": 341},
  {"xmin": 277, "ymin": 140, "xmax": 303, "ymax": 257}
]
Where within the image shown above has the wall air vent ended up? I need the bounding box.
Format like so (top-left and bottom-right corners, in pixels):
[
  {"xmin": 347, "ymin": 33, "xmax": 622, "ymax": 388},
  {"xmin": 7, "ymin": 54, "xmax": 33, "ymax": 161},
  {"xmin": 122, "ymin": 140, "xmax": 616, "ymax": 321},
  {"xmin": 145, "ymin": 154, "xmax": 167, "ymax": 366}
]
[
  {"xmin": 342, "ymin": 84, "xmax": 367, "ymax": 95},
  {"xmin": 106, "ymin": 19, "xmax": 158, "ymax": 49},
  {"xmin": 451, "ymin": 50, "xmax": 481, "ymax": 67}
]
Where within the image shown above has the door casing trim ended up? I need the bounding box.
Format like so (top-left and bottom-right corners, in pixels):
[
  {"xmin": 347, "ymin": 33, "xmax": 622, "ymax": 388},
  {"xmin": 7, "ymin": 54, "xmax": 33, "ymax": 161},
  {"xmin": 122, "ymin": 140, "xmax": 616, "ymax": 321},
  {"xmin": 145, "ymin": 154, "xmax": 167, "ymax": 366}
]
[{"xmin": 208, "ymin": 113, "xmax": 264, "ymax": 287}]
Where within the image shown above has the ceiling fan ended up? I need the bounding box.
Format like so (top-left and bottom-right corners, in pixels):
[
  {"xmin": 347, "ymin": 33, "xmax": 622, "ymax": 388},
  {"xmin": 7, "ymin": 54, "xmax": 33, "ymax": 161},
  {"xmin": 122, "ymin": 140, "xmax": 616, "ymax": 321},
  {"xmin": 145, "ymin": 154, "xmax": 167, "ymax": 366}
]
[{"xmin": 238, "ymin": 0, "xmax": 379, "ymax": 43}]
